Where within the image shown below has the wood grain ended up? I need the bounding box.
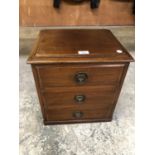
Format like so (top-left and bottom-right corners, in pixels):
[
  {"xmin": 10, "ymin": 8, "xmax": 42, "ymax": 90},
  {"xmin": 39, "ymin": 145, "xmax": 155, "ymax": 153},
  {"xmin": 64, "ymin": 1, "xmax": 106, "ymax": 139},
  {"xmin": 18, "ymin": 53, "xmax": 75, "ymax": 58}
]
[
  {"xmin": 20, "ymin": 0, "xmax": 134, "ymax": 26},
  {"xmin": 28, "ymin": 29, "xmax": 134, "ymax": 125},
  {"xmin": 27, "ymin": 29, "xmax": 134, "ymax": 64},
  {"xmin": 36, "ymin": 64, "xmax": 124, "ymax": 87},
  {"xmin": 42, "ymin": 85, "xmax": 116, "ymax": 108},
  {"xmin": 45, "ymin": 106, "xmax": 112, "ymax": 121}
]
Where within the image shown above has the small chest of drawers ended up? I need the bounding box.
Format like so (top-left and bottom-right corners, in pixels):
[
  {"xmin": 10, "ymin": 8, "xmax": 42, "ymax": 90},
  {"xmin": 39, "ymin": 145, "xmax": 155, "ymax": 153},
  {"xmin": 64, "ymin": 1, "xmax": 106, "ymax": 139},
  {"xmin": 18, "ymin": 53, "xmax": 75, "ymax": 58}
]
[{"xmin": 27, "ymin": 29, "xmax": 134, "ymax": 125}]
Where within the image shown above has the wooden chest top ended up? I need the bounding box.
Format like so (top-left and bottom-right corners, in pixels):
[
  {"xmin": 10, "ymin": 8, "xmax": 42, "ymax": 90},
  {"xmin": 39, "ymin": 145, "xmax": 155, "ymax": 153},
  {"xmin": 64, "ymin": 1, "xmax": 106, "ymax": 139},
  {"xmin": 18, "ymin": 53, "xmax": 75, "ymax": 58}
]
[{"xmin": 27, "ymin": 29, "xmax": 134, "ymax": 64}]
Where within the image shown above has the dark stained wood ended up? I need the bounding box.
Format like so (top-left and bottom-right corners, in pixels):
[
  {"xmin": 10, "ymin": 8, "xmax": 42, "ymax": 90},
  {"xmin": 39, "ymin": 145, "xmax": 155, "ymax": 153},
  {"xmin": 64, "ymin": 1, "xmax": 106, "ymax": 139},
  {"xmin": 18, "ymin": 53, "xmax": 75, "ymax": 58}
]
[
  {"xmin": 27, "ymin": 29, "xmax": 134, "ymax": 125},
  {"xmin": 36, "ymin": 64, "xmax": 124, "ymax": 87},
  {"xmin": 42, "ymin": 85, "xmax": 116, "ymax": 108},
  {"xmin": 45, "ymin": 106, "xmax": 112, "ymax": 121},
  {"xmin": 31, "ymin": 65, "xmax": 47, "ymax": 120},
  {"xmin": 108, "ymin": 62, "xmax": 129, "ymax": 117},
  {"xmin": 27, "ymin": 29, "xmax": 134, "ymax": 64},
  {"xmin": 44, "ymin": 117, "xmax": 112, "ymax": 125},
  {"xmin": 20, "ymin": 0, "xmax": 134, "ymax": 26}
]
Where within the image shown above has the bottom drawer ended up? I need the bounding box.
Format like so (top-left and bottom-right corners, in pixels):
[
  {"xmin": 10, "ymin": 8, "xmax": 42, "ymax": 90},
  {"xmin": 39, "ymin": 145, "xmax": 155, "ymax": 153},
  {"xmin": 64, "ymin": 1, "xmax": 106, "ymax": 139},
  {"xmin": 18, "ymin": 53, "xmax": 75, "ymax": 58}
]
[{"xmin": 45, "ymin": 105, "xmax": 113, "ymax": 122}]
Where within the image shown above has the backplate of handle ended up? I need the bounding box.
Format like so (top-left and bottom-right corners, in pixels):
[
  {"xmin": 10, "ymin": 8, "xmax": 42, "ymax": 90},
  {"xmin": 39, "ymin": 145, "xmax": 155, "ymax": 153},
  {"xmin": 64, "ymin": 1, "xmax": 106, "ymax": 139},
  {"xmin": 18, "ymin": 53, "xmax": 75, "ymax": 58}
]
[
  {"xmin": 74, "ymin": 95, "xmax": 86, "ymax": 103},
  {"xmin": 73, "ymin": 111, "xmax": 84, "ymax": 118},
  {"xmin": 75, "ymin": 72, "xmax": 88, "ymax": 84}
]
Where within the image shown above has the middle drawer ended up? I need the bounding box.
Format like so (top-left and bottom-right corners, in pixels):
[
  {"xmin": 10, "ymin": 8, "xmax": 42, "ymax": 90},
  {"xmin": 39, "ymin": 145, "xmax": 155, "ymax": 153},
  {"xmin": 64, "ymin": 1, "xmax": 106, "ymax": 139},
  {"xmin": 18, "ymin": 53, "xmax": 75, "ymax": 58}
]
[{"xmin": 41, "ymin": 85, "xmax": 116, "ymax": 109}]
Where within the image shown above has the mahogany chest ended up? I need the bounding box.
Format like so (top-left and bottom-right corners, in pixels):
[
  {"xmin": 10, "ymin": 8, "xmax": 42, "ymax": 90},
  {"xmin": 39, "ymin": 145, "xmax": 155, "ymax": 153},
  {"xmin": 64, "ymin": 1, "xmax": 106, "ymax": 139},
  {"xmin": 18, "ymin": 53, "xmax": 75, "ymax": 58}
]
[{"xmin": 27, "ymin": 29, "xmax": 134, "ymax": 125}]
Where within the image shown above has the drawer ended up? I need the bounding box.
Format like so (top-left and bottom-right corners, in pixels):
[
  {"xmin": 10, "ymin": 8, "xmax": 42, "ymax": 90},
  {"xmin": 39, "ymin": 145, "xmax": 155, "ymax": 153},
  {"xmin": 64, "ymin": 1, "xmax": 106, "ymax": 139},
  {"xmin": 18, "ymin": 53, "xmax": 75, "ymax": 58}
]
[
  {"xmin": 45, "ymin": 105, "xmax": 112, "ymax": 121},
  {"xmin": 36, "ymin": 64, "xmax": 124, "ymax": 88},
  {"xmin": 42, "ymin": 85, "xmax": 116, "ymax": 108}
]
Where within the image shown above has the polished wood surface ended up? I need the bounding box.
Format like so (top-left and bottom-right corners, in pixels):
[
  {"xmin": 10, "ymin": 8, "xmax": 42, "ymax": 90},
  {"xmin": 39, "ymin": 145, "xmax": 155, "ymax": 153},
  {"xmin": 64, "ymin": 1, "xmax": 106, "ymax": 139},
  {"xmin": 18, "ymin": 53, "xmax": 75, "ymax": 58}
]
[
  {"xmin": 36, "ymin": 64, "xmax": 124, "ymax": 87},
  {"xmin": 27, "ymin": 29, "xmax": 134, "ymax": 64},
  {"xmin": 42, "ymin": 85, "xmax": 115, "ymax": 108},
  {"xmin": 27, "ymin": 29, "xmax": 134, "ymax": 125},
  {"xmin": 45, "ymin": 106, "xmax": 112, "ymax": 121},
  {"xmin": 20, "ymin": 0, "xmax": 134, "ymax": 26}
]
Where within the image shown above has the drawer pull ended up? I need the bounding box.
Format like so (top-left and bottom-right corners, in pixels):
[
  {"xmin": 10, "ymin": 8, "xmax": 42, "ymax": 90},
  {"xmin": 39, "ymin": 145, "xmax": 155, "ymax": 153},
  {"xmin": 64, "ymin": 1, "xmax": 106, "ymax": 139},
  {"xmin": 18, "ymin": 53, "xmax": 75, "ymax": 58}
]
[
  {"xmin": 73, "ymin": 111, "xmax": 84, "ymax": 118},
  {"xmin": 75, "ymin": 72, "xmax": 88, "ymax": 84},
  {"xmin": 74, "ymin": 95, "xmax": 86, "ymax": 103}
]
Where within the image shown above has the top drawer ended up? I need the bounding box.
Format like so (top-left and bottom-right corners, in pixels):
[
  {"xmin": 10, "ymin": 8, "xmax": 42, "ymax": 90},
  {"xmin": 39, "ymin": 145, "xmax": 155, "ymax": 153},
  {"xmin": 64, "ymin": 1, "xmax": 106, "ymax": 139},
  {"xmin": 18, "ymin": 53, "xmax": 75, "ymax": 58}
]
[{"xmin": 35, "ymin": 64, "xmax": 124, "ymax": 88}]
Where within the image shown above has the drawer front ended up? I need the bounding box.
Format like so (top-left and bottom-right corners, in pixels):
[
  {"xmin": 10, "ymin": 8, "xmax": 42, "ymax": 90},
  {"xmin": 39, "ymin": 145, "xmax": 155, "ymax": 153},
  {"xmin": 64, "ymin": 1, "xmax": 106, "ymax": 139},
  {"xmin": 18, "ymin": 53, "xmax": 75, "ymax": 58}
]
[
  {"xmin": 36, "ymin": 64, "xmax": 124, "ymax": 88},
  {"xmin": 42, "ymin": 85, "xmax": 116, "ymax": 108},
  {"xmin": 45, "ymin": 105, "xmax": 112, "ymax": 121}
]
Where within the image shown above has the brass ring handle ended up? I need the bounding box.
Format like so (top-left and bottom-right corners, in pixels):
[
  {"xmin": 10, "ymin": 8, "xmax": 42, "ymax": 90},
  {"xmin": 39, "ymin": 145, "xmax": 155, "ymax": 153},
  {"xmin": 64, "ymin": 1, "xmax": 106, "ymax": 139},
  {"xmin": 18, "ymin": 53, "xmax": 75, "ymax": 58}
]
[
  {"xmin": 75, "ymin": 72, "xmax": 88, "ymax": 84},
  {"xmin": 73, "ymin": 111, "xmax": 84, "ymax": 118},
  {"xmin": 74, "ymin": 95, "xmax": 86, "ymax": 103}
]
